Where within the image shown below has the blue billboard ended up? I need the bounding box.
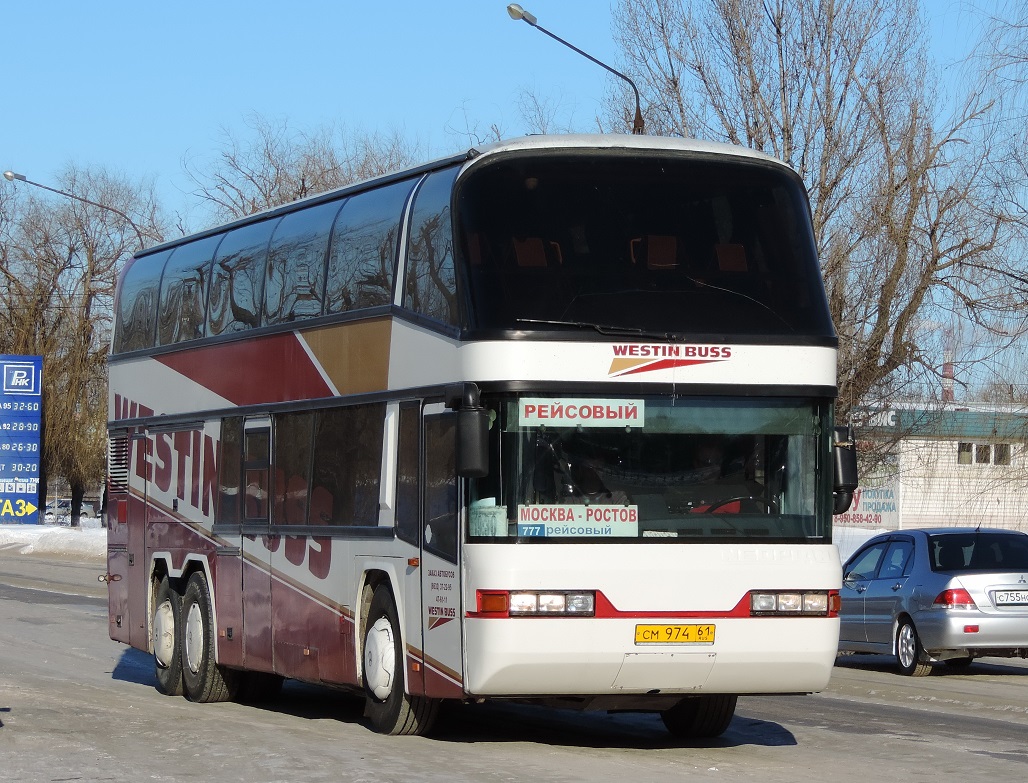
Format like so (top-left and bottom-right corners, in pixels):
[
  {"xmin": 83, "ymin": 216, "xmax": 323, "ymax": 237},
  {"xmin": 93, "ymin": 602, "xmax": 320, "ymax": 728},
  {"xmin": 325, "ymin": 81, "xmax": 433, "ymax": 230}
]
[{"xmin": 0, "ymin": 355, "xmax": 43, "ymax": 524}]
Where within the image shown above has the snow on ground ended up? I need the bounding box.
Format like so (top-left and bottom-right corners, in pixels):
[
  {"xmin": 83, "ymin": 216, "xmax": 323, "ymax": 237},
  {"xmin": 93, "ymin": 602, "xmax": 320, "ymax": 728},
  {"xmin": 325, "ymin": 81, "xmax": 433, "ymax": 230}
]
[{"xmin": 0, "ymin": 519, "xmax": 106, "ymax": 561}]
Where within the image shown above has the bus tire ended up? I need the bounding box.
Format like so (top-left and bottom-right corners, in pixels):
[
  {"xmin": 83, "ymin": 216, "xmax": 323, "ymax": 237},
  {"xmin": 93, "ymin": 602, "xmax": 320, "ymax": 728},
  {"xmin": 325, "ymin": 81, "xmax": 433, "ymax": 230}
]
[
  {"xmin": 152, "ymin": 576, "xmax": 183, "ymax": 696},
  {"xmin": 180, "ymin": 571, "xmax": 238, "ymax": 702},
  {"xmin": 362, "ymin": 585, "xmax": 438, "ymax": 735},
  {"xmin": 661, "ymin": 694, "xmax": 737, "ymax": 739}
]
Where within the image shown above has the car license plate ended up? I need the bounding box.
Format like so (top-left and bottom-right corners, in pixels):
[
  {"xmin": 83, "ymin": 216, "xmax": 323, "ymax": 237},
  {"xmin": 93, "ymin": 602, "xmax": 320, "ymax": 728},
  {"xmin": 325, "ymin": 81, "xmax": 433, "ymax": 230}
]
[
  {"xmin": 995, "ymin": 590, "xmax": 1028, "ymax": 605},
  {"xmin": 635, "ymin": 624, "xmax": 715, "ymax": 644}
]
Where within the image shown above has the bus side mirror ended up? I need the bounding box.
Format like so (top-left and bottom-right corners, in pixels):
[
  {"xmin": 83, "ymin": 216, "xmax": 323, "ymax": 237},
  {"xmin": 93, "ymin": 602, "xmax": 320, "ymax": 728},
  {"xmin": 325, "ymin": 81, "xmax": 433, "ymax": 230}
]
[
  {"xmin": 445, "ymin": 383, "xmax": 490, "ymax": 478},
  {"xmin": 832, "ymin": 425, "xmax": 858, "ymax": 515}
]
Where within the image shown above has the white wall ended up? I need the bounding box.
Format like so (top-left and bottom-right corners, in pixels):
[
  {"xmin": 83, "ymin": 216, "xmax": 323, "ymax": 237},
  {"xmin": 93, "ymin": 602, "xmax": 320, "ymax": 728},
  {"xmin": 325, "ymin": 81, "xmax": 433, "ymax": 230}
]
[{"xmin": 897, "ymin": 438, "xmax": 1028, "ymax": 531}]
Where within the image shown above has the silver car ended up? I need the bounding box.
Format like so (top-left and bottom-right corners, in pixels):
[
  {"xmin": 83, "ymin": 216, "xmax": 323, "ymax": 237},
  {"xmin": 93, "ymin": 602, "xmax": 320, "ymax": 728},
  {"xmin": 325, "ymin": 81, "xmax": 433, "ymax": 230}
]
[{"xmin": 839, "ymin": 527, "xmax": 1028, "ymax": 675}]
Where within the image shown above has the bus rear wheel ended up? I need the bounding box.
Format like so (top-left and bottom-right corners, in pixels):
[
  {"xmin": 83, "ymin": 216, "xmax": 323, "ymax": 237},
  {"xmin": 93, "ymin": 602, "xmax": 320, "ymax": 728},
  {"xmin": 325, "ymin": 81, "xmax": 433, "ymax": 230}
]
[
  {"xmin": 661, "ymin": 694, "xmax": 737, "ymax": 739},
  {"xmin": 152, "ymin": 576, "xmax": 183, "ymax": 696},
  {"xmin": 362, "ymin": 585, "xmax": 438, "ymax": 736},
  {"xmin": 180, "ymin": 571, "xmax": 238, "ymax": 702}
]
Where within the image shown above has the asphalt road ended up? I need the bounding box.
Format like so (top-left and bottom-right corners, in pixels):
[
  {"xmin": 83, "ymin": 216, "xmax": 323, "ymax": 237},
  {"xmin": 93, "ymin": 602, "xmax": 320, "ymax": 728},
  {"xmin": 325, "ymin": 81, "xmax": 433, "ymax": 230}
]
[{"xmin": 2, "ymin": 551, "xmax": 1027, "ymax": 782}]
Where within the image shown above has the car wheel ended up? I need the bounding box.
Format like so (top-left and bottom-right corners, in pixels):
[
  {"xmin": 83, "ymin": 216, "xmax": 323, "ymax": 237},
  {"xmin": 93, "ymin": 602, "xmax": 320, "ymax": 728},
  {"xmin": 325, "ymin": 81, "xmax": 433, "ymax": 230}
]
[
  {"xmin": 362, "ymin": 585, "xmax": 438, "ymax": 735},
  {"xmin": 895, "ymin": 618, "xmax": 932, "ymax": 676},
  {"xmin": 180, "ymin": 571, "xmax": 238, "ymax": 702},
  {"xmin": 661, "ymin": 694, "xmax": 737, "ymax": 738},
  {"xmin": 152, "ymin": 576, "xmax": 184, "ymax": 696}
]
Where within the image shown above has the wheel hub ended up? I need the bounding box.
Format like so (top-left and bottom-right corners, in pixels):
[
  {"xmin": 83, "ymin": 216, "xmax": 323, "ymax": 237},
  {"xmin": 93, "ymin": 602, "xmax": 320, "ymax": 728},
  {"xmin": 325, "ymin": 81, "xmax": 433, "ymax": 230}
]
[
  {"xmin": 184, "ymin": 601, "xmax": 204, "ymax": 675},
  {"xmin": 364, "ymin": 617, "xmax": 395, "ymax": 700},
  {"xmin": 152, "ymin": 599, "xmax": 176, "ymax": 668},
  {"xmin": 898, "ymin": 624, "xmax": 915, "ymax": 667}
]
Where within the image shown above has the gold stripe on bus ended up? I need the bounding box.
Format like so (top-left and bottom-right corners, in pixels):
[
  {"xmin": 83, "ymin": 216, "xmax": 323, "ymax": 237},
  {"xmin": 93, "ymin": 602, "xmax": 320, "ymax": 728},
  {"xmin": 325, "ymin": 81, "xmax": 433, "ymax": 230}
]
[{"xmin": 301, "ymin": 317, "xmax": 392, "ymax": 395}]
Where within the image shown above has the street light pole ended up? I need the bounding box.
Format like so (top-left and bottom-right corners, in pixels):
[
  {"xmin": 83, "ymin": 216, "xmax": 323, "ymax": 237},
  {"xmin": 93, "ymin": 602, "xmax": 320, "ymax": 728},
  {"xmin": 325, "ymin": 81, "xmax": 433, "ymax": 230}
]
[
  {"xmin": 506, "ymin": 3, "xmax": 644, "ymax": 135},
  {"xmin": 3, "ymin": 170, "xmax": 146, "ymax": 249}
]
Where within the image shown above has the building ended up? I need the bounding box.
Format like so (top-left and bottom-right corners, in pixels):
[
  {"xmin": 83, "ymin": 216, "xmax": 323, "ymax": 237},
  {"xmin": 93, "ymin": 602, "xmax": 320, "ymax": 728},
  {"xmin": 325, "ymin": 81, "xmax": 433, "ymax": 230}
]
[{"xmin": 838, "ymin": 404, "xmax": 1028, "ymax": 533}]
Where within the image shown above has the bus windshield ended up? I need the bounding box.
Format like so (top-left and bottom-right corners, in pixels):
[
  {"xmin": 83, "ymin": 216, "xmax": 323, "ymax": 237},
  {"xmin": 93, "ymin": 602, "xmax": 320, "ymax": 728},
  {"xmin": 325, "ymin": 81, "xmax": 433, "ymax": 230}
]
[
  {"xmin": 469, "ymin": 395, "xmax": 831, "ymax": 543},
  {"xmin": 457, "ymin": 152, "xmax": 834, "ymax": 338}
]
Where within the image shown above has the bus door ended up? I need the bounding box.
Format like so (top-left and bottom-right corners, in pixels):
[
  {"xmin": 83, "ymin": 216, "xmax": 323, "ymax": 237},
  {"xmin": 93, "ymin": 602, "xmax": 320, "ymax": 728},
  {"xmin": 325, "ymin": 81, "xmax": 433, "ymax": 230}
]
[
  {"xmin": 240, "ymin": 416, "xmax": 274, "ymax": 672},
  {"xmin": 415, "ymin": 403, "xmax": 464, "ymax": 698}
]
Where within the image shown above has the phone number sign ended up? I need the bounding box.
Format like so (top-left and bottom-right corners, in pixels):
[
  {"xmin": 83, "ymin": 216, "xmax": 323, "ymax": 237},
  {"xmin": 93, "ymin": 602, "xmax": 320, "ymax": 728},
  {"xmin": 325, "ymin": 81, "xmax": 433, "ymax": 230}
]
[{"xmin": 0, "ymin": 355, "xmax": 42, "ymax": 524}]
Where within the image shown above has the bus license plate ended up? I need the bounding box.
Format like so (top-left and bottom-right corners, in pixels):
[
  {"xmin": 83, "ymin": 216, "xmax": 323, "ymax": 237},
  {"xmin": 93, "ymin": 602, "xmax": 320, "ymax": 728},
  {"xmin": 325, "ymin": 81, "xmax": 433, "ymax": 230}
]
[{"xmin": 635, "ymin": 624, "xmax": 715, "ymax": 644}]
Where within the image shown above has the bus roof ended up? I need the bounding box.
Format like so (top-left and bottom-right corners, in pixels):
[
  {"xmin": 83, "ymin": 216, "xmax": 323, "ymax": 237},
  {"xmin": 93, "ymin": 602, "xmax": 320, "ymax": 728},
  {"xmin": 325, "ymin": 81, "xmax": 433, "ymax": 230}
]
[
  {"xmin": 467, "ymin": 133, "xmax": 789, "ymax": 168},
  {"xmin": 134, "ymin": 134, "xmax": 793, "ymax": 260}
]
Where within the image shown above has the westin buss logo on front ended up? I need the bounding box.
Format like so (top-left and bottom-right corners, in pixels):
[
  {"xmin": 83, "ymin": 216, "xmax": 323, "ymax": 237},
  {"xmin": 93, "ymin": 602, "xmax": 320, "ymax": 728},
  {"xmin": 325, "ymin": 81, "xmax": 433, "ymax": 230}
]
[{"xmin": 608, "ymin": 344, "xmax": 731, "ymax": 377}]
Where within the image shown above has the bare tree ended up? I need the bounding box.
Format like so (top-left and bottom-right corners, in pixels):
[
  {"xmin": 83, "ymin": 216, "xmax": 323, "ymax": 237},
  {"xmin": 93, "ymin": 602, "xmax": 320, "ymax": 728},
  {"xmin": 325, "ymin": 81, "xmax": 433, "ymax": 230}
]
[
  {"xmin": 184, "ymin": 114, "xmax": 425, "ymax": 222},
  {"xmin": 611, "ymin": 0, "xmax": 1028, "ymax": 422},
  {"xmin": 0, "ymin": 166, "xmax": 164, "ymax": 524}
]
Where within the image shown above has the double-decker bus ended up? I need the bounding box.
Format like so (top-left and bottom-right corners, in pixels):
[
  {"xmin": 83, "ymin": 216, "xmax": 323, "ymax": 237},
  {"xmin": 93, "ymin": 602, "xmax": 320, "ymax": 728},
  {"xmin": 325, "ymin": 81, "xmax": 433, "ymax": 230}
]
[{"xmin": 106, "ymin": 134, "xmax": 857, "ymax": 737}]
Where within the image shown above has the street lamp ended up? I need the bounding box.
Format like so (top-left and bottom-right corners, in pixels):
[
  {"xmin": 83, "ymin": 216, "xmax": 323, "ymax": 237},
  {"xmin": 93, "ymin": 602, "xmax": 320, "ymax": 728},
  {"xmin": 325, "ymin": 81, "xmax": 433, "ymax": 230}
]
[
  {"xmin": 3, "ymin": 169, "xmax": 146, "ymax": 249},
  {"xmin": 506, "ymin": 3, "xmax": 645, "ymax": 135}
]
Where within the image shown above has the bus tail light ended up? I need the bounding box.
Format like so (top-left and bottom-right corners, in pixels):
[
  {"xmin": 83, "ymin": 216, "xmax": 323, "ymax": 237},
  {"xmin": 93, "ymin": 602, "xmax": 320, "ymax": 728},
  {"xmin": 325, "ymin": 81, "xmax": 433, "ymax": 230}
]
[
  {"xmin": 476, "ymin": 590, "xmax": 596, "ymax": 617},
  {"xmin": 749, "ymin": 590, "xmax": 839, "ymax": 617}
]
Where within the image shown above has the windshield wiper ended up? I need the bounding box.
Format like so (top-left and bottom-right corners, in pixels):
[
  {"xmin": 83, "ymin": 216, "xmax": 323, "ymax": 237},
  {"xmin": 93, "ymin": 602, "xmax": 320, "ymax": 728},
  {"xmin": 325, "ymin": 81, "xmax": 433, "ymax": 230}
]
[
  {"xmin": 516, "ymin": 318, "xmax": 676, "ymax": 340},
  {"xmin": 684, "ymin": 277, "xmax": 796, "ymax": 333}
]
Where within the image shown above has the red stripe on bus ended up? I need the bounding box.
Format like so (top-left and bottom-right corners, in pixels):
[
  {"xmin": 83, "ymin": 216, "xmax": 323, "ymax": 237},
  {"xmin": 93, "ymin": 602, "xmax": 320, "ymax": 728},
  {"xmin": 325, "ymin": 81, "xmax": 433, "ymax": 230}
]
[{"xmin": 154, "ymin": 333, "xmax": 333, "ymax": 405}]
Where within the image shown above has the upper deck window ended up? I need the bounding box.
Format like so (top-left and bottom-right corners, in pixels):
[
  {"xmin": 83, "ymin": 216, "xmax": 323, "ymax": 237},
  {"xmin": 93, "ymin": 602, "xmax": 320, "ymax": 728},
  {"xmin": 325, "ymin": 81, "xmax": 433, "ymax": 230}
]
[
  {"xmin": 456, "ymin": 152, "xmax": 834, "ymax": 339},
  {"xmin": 114, "ymin": 249, "xmax": 170, "ymax": 353},
  {"xmin": 207, "ymin": 219, "xmax": 280, "ymax": 337},
  {"xmin": 404, "ymin": 166, "xmax": 460, "ymax": 327},
  {"xmin": 263, "ymin": 199, "xmax": 343, "ymax": 325},
  {"xmin": 156, "ymin": 234, "xmax": 222, "ymax": 346},
  {"xmin": 325, "ymin": 180, "xmax": 414, "ymax": 315}
]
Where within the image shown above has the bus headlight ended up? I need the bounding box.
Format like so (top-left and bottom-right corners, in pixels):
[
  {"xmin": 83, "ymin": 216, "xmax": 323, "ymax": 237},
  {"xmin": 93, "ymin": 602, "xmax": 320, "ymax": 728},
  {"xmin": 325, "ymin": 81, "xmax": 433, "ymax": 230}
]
[
  {"xmin": 479, "ymin": 590, "xmax": 596, "ymax": 617},
  {"xmin": 749, "ymin": 590, "xmax": 838, "ymax": 617}
]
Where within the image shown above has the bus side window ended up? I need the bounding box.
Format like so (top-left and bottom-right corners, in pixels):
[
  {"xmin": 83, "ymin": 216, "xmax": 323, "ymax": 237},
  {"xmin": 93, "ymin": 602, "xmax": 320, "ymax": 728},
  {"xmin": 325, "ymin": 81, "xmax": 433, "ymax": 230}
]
[
  {"xmin": 156, "ymin": 235, "xmax": 221, "ymax": 346},
  {"xmin": 395, "ymin": 403, "xmax": 420, "ymax": 546},
  {"xmin": 404, "ymin": 167, "xmax": 460, "ymax": 327},
  {"xmin": 208, "ymin": 219, "xmax": 280, "ymax": 337},
  {"xmin": 218, "ymin": 417, "xmax": 243, "ymax": 526},
  {"xmin": 264, "ymin": 199, "xmax": 342, "ymax": 326},
  {"xmin": 310, "ymin": 403, "xmax": 385, "ymax": 526},
  {"xmin": 325, "ymin": 180, "xmax": 413, "ymax": 315},
  {"xmin": 243, "ymin": 428, "xmax": 271, "ymax": 522},
  {"xmin": 272, "ymin": 412, "xmax": 314, "ymax": 526},
  {"xmin": 424, "ymin": 413, "xmax": 457, "ymax": 564},
  {"xmin": 114, "ymin": 249, "xmax": 170, "ymax": 353}
]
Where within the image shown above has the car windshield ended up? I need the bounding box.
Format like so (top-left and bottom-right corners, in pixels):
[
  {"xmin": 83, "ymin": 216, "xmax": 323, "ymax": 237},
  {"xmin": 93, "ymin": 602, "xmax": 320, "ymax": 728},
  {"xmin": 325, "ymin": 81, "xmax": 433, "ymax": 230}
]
[{"xmin": 928, "ymin": 532, "xmax": 1028, "ymax": 572}]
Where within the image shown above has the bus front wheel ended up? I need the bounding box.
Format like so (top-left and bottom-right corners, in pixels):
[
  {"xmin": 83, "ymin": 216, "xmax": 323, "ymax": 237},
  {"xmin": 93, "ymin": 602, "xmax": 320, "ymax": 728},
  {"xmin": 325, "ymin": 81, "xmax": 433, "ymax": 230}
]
[
  {"xmin": 661, "ymin": 694, "xmax": 737, "ymax": 739},
  {"xmin": 152, "ymin": 576, "xmax": 183, "ymax": 696},
  {"xmin": 180, "ymin": 571, "xmax": 238, "ymax": 702},
  {"xmin": 362, "ymin": 585, "xmax": 438, "ymax": 736}
]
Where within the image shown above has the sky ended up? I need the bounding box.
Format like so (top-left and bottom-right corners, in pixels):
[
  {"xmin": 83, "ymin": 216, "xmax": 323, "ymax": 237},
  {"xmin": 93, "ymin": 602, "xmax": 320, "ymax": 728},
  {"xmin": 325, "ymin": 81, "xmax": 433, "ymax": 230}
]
[
  {"xmin": 0, "ymin": 0, "xmax": 997, "ymax": 230},
  {"xmin": 2, "ymin": 1, "xmax": 636, "ymax": 226}
]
